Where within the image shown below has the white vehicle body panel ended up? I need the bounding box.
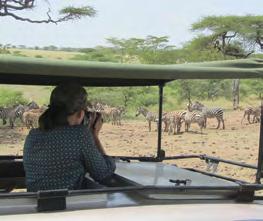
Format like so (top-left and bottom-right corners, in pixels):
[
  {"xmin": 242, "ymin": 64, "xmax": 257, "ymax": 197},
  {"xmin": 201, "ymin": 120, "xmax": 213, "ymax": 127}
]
[{"xmin": 1, "ymin": 203, "xmax": 263, "ymax": 221}]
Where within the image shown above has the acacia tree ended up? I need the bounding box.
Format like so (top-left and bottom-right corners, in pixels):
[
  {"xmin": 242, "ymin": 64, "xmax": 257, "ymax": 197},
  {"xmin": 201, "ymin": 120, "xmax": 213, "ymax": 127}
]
[
  {"xmin": 107, "ymin": 36, "xmax": 173, "ymax": 64},
  {"xmin": 106, "ymin": 37, "xmax": 144, "ymax": 63},
  {"xmin": 0, "ymin": 0, "xmax": 96, "ymax": 24},
  {"xmin": 191, "ymin": 16, "xmax": 263, "ymax": 58},
  {"xmin": 191, "ymin": 15, "xmax": 263, "ymax": 109}
]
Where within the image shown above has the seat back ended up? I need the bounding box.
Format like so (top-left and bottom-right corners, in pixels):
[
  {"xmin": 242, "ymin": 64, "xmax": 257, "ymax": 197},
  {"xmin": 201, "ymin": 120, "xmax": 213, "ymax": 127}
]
[{"xmin": 0, "ymin": 159, "xmax": 25, "ymax": 192}]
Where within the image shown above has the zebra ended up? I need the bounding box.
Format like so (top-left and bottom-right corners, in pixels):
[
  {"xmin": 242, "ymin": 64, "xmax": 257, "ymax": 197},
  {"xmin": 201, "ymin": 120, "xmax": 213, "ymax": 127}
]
[
  {"xmin": 135, "ymin": 106, "xmax": 158, "ymax": 132},
  {"xmin": 184, "ymin": 111, "xmax": 205, "ymax": 133},
  {"xmin": 0, "ymin": 106, "xmax": 13, "ymax": 125},
  {"xmin": 162, "ymin": 111, "xmax": 186, "ymax": 135},
  {"xmin": 0, "ymin": 105, "xmax": 25, "ymax": 128},
  {"xmin": 100, "ymin": 105, "xmax": 115, "ymax": 122},
  {"xmin": 252, "ymin": 106, "xmax": 261, "ymax": 123},
  {"xmin": 111, "ymin": 107, "xmax": 125, "ymax": 126},
  {"xmin": 241, "ymin": 106, "xmax": 261, "ymax": 124},
  {"xmin": 8, "ymin": 104, "xmax": 27, "ymax": 128},
  {"xmin": 188, "ymin": 101, "xmax": 225, "ymax": 129}
]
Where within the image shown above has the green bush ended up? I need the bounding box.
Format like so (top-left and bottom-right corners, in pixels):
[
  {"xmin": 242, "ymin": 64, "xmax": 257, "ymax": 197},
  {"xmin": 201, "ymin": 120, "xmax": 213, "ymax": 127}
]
[{"xmin": 0, "ymin": 89, "xmax": 28, "ymax": 107}]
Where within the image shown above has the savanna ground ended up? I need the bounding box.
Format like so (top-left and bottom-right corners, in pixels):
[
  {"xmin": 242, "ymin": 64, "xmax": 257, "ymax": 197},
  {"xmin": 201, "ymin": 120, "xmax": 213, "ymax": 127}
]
[{"xmin": 0, "ymin": 109, "xmax": 260, "ymax": 184}]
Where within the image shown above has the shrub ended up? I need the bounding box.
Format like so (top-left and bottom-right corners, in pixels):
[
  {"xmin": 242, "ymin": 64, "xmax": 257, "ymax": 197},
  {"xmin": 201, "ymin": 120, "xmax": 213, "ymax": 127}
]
[{"xmin": 0, "ymin": 89, "xmax": 28, "ymax": 107}]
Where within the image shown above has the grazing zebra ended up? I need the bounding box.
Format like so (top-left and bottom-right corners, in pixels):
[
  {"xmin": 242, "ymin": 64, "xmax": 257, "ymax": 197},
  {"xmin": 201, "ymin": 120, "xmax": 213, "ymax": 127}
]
[
  {"xmin": 188, "ymin": 101, "xmax": 225, "ymax": 129},
  {"xmin": 0, "ymin": 105, "xmax": 26, "ymax": 128},
  {"xmin": 0, "ymin": 106, "xmax": 14, "ymax": 125},
  {"xmin": 162, "ymin": 111, "xmax": 186, "ymax": 135},
  {"xmin": 8, "ymin": 104, "xmax": 26, "ymax": 128},
  {"xmin": 111, "ymin": 107, "xmax": 125, "ymax": 126},
  {"xmin": 135, "ymin": 107, "xmax": 158, "ymax": 132},
  {"xmin": 241, "ymin": 107, "xmax": 254, "ymax": 124},
  {"xmin": 241, "ymin": 106, "xmax": 261, "ymax": 124},
  {"xmin": 184, "ymin": 111, "xmax": 205, "ymax": 133}
]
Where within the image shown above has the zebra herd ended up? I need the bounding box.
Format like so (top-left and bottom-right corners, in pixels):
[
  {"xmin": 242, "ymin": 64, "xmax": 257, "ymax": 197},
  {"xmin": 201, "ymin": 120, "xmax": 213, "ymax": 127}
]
[
  {"xmin": 0, "ymin": 100, "xmax": 260, "ymax": 133},
  {"xmin": 0, "ymin": 101, "xmax": 126, "ymax": 129},
  {"xmin": 0, "ymin": 102, "xmax": 47, "ymax": 129},
  {"xmin": 88, "ymin": 102, "xmax": 125, "ymax": 126},
  {"xmin": 136, "ymin": 101, "xmax": 225, "ymax": 134},
  {"xmin": 135, "ymin": 101, "xmax": 222, "ymax": 134},
  {"xmin": 135, "ymin": 101, "xmax": 261, "ymax": 134}
]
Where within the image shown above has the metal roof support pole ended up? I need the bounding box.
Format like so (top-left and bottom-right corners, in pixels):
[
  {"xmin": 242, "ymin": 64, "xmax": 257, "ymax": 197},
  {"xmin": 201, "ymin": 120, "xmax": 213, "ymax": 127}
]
[
  {"xmin": 256, "ymin": 101, "xmax": 263, "ymax": 183},
  {"xmin": 157, "ymin": 83, "xmax": 165, "ymax": 160}
]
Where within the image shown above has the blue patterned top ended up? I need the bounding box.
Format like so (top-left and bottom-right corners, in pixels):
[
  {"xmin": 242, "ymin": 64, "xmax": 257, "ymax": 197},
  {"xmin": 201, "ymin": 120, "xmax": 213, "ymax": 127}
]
[{"xmin": 23, "ymin": 125, "xmax": 116, "ymax": 192}]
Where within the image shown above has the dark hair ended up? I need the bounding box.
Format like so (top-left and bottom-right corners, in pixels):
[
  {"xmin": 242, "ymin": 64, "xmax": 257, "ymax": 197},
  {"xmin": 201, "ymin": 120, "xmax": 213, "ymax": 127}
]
[{"xmin": 39, "ymin": 83, "xmax": 87, "ymax": 131}]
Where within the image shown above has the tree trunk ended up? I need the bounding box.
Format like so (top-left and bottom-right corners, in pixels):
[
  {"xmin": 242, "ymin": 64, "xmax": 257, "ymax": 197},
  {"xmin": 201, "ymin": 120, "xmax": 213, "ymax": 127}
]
[{"xmin": 232, "ymin": 79, "xmax": 240, "ymax": 110}]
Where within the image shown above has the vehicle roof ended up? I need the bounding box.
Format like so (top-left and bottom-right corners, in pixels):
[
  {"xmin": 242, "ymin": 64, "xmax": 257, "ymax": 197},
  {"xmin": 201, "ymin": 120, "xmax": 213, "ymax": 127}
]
[{"xmin": 0, "ymin": 55, "xmax": 262, "ymax": 86}]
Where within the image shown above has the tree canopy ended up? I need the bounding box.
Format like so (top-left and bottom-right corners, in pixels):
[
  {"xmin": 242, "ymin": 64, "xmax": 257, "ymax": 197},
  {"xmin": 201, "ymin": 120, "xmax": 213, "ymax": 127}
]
[
  {"xmin": 0, "ymin": 0, "xmax": 96, "ymax": 23},
  {"xmin": 191, "ymin": 15, "xmax": 263, "ymax": 58}
]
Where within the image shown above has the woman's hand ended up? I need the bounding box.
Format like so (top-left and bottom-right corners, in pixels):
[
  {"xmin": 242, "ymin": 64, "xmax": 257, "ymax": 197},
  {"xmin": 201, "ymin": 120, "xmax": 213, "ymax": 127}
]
[
  {"xmin": 93, "ymin": 113, "xmax": 103, "ymax": 136},
  {"xmin": 88, "ymin": 112, "xmax": 97, "ymax": 129},
  {"xmin": 89, "ymin": 112, "xmax": 103, "ymax": 136}
]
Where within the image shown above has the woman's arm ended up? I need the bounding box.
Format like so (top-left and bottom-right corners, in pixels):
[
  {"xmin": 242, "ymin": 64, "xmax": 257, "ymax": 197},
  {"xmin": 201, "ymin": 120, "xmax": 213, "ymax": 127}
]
[
  {"xmin": 92, "ymin": 134, "xmax": 106, "ymax": 155},
  {"xmin": 81, "ymin": 114, "xmax": 116, "ymax": 183},
  {"xmin": 91, "ymin": 114, "xmax": 106, "ymax": 155}
]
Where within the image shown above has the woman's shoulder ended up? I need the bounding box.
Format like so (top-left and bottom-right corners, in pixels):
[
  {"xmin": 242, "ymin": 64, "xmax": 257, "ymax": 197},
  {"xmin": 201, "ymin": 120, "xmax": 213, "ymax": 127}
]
[
  {"xmin": 27, "ymin": 125, "xmax": 89, "ymax": 137},
  {"xmin": 59, "ymin": 125, "xmax": 89, "ymax": 134}
]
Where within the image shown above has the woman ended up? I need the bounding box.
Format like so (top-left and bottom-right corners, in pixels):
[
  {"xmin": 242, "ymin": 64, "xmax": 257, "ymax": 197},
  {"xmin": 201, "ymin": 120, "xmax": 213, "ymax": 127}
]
[{"xmin": 23, "ymin": 83, "xmax": 116, "ymax": 192}]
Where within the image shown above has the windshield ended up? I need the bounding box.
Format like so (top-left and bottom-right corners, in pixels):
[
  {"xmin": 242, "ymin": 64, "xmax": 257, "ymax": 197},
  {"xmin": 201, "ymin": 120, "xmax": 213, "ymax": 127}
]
[{"xmin": 0, "ymin": 81, "xmax": 262, "ymax": 185}]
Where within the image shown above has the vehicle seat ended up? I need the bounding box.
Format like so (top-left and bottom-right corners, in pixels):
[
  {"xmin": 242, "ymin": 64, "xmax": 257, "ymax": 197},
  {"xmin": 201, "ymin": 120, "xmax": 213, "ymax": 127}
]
[{"xmin": 0, "ymin": 159, "xmax": 25, "ymax": 192}]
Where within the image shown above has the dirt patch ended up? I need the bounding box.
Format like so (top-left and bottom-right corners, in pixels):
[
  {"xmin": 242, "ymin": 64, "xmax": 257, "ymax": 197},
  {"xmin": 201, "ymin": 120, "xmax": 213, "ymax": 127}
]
[{"xmin": 0, "ymin": 110, "xmax": 260, "ymax": 183}]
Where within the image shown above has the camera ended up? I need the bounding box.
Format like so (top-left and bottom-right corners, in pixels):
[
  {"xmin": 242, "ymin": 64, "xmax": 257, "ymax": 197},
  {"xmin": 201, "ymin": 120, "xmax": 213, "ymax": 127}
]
[{"xmin": 82, "ymin": 111, "xmax": 103, "ymax": 128}]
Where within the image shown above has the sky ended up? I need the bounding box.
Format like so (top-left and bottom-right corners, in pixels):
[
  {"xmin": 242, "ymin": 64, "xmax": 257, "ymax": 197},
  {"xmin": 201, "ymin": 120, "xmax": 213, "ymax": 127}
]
[{"xmin": 0, "ymin": 0, "xmax": 262, "ymax": 48}]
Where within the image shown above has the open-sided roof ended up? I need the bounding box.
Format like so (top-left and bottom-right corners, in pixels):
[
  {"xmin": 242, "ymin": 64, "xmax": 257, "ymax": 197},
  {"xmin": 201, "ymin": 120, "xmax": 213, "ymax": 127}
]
[{"xmin": 0, "ymin": 55, "xmax": 262, "ymax": 86}]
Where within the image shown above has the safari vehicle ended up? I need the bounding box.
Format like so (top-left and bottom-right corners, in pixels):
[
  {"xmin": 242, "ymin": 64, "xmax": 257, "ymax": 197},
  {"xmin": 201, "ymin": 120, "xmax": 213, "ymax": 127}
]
[{"xmin": 0, "ymin": 55, "xmax": 263, "ymax": 220}]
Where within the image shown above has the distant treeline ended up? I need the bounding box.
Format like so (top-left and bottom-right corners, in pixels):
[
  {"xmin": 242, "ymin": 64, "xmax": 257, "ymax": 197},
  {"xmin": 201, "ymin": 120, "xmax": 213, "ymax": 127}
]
[{"xmin": 0, "ymin": 44, "xmax": 86, "ymax": 53}]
